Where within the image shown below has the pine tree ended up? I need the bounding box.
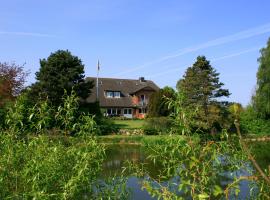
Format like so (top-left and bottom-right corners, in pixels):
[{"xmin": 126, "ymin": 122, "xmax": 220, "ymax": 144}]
[
  {"xmin": 252, "ymin": 38, "xmax": 270, "ymax": 119},
  {"xmin": 177, "ymin": 56, "xmax": 230, "ymax": 130}
]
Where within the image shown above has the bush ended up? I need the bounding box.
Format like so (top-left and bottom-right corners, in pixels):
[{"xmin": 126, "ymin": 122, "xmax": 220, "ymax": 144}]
[
  {"xmin": 96, "ymin": 118, "xmax": 120, "ymax": 135},
  {"xmin": 143, "ymin": 127, "xmax": 158, "ymax": 135},
  {"xmin": 143, "ymin": 117, "xmax": 172, "ymax": 135},
  {"xmin": 0, "ymin": 107, "xmax": 7, "ymax": 129},
  {"xmin": 0, "ymin": 134, "xmax": 105, "ymax": 199},
  {"xmin": 240, "ymin": 106, "xmax": 270, "ymax": 135}
]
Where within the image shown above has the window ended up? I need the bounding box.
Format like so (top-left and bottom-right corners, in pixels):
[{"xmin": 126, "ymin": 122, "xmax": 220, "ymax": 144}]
[
  {"xmin": 124, "ymin": 108, "xmax": 132, "ymax": 114},
  {"xmin": 106, "ymin": 91, "xmax": 114, "ymax": 98},
  {"xmin": 114, "ymin": 91, "xmax": 120, "ymax": 98},
  {"xmin": 140, "ymin": 94, "xmax": 146, "ymax": 105},
  {"xmin": 105, "ymin": 91, "xmax": 121, "ymax": 98}
]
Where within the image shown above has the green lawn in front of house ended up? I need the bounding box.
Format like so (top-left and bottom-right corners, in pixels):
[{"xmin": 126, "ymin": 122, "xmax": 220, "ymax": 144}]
[{"xmin": 112, "ymin": 119, "xmax": 145, "ymax": 129}]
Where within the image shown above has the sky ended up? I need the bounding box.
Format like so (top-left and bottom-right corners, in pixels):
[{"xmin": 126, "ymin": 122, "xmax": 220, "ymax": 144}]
[{"xmin": 1, "ymin": 0, "xmax": 270, "ymax": 106}]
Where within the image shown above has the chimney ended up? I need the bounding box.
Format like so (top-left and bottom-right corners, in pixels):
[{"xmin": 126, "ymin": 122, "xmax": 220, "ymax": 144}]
[{"xmin": 139, "ymin": 77, "xmax": 145, "ymax": 82}]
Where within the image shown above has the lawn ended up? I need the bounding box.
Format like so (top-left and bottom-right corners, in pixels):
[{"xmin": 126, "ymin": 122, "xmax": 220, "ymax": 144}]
[{"xmin": 113, "ymin": 119, "xmax": 145, "ymax": 129}]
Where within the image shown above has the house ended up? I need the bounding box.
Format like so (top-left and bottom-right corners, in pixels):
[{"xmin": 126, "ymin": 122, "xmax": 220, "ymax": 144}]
[{"xmin": 85, "ymin": 77, "xmax": 159, "ymax": 118}]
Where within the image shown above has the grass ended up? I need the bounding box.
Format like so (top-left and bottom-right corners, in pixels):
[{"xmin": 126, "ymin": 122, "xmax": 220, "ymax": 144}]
[{"xmin": 113, "ymin": 119, "xmax": 145, "ymax": 129}]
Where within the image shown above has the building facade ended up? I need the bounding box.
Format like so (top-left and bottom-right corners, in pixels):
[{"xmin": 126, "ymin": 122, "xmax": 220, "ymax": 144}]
[{"xmin": 86, "ymin": 77, "xmax": 159, "ymax": 118}]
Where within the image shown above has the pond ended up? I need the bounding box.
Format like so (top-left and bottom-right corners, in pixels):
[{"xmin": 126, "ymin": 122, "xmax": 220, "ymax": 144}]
[{"xmin": 101, "ymin": 144, "xmax": 255, "ymax": 200}]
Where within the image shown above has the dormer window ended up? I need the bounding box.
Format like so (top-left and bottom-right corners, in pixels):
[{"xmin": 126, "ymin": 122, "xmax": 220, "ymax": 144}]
[{"xmin": 105, "ymin": 91, "xmax": 121, "ymax": 98}]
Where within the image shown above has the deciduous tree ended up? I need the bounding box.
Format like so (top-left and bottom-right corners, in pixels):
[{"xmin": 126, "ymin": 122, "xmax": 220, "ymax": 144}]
[
  {"xmin": 147, "ymin": 86, "xmax": 175, "ymax": 117},
  {"xmin": 30, "ymin": 50, "xmax": 93, "ymax": 106},
  {"xmin": 252, "ymin": 38, "xmax": 270, "ymax": 119},
  {"xmin": 0, "ymin": 62, "xmax": 28, "ymax": 106}
]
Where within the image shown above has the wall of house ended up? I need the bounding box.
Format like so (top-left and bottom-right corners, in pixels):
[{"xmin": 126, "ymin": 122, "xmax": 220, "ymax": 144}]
[
  {"xmin": 133, "ymin": 108, "xmax": 145, "ymax": 119},
  {"xmin": 133, "ymin": 90, "xmax": 154, "ymax": 106}
]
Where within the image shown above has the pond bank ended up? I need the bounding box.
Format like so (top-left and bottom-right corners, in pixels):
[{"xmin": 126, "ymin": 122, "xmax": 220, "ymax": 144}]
[{"xmin": 97, "ymin": 135, "xmax": 186, "ymax": 145}]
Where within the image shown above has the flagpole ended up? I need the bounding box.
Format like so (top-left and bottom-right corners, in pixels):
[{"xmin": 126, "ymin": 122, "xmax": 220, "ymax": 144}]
[{"xmin": 96, "ymin": 60, "xmax": 100, "ymax": 101}]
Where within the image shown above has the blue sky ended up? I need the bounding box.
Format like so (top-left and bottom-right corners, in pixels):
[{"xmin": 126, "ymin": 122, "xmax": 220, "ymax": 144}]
[{"xmin": 1, "ymin": 0, "xmax": 270, "ymax": 105}]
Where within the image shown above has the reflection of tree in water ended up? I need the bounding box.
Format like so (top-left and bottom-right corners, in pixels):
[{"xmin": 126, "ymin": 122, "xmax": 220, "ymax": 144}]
[{"xmin": 101, "ymin": 144, "xmax": 162, "ymax": 179}]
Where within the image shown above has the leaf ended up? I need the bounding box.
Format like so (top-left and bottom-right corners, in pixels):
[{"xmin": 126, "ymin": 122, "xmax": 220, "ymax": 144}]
[
  {"xmin": 198, "ymin": 193, "xmax": 209, "ymax": 199},
  {"xmin": 213, "ymin": 185, "xmax": 223, "ymax": 196}
]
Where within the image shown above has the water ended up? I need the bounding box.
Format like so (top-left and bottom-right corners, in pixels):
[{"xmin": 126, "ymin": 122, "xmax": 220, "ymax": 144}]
[
  {"xmin": 101, "ymin": 144, "xmax": 157, "ymax": 199},
  {"xmin": 101, "ymin": 144, "xmax": 256, "ymax": 200}
]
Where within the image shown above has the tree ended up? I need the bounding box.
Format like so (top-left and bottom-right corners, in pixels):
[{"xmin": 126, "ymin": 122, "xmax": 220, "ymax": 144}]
[
  {"xmin": 0, "ymin": 62, "xmax": 28, "ymax": 107},
  {"xmin": 30, "ymin": 50, "xmax": 93, "ymax": 106},
  {"xmin": 177, "ymin": 56, "xmax": 230, "ymax": 131},
  {"xmin": 147, "ymin": 86, "xmax": 175, "ymax": 117},
  {"xmin": 252, "ymin": 38, "xmax": 270, "ymax": 119}
]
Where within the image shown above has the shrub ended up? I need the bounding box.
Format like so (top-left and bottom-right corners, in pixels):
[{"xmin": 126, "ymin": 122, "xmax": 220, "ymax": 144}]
[
  {"xmin": 96, "ymin": 118, "xmax": 120, "ymax": 135},
  {"xmin": 240, "ymin": 106, "xmax": 270, "ymax": 135},
  {"xmin": 5, "ymin": 93, "xmax": 33, "ymax": 137},
  {"xmin": 143, "ymin": 127, "xmax": 158, "ymax": 135},
  {"xmin": 0, "ymin": 134, "xmax": 105, "ymax": 199}
]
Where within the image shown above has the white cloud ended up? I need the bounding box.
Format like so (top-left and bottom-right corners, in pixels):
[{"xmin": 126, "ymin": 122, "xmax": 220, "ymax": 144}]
[
  {"xmin": 146, "ymin": 47, "xmax": 260, "ymax": 79},
  {"xmin": 0, "ymin": 31, "xmax": 56, "ymax": 38},
  {"xmin": 113, "ymin": 23, "xmax": 270, "ymax": 76}
]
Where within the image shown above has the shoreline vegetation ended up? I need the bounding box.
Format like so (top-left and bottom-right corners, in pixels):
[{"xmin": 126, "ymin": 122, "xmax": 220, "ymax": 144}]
[{"xmin": 1, "ymin": 42, "xmax": 270, "ymax": 198}]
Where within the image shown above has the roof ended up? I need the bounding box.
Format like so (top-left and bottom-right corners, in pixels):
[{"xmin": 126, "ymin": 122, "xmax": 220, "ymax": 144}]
[{"xmin": 85, "ymin": 77, "xmax": 159, "ymax": 107}]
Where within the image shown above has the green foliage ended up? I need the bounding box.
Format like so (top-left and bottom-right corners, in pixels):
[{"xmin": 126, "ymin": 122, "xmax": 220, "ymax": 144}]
[
  {"xmin": 248, "ymin": 141, "xmax": 270, "ymax": 170},
  {"xmin": 132, "ymin": 135, "xmax": 256, "ymax": 199},
  {"xmin": 167, "ymin": 92, "xmax": 197, "ymax": 135},
  {"xmin": 147, "ymin": 86, "xmax": 175, "ymax": 117},
  {"xmin": 252, "ymin": 38, "xmax": 270, "ymax": 119},
  {"xmin": 28, "ymin": 99, "xmax": 54, "ymax": 134},
  {"xmin": 177, "ymin": 56, "xmax": 230, "ymax": 131},
  {"xmin": 94, "ymin": 175, "xmax": 130, "ymax": 199},
  {"xmin": 240, "ymin": 105, "xmax": 270, "ymax": 134},
  {"xmin": 30, "ymin": 50, "xmax": 93, "ymax": 106},
  {"xmin": 55, "ymin": 90, "xmax": 80, "ymax": 135},
  {"xmin": 143, "ymin": 127, "xmax": 159, "ymax": 135},
  {"xmin": 0, "ymin": 105, "xmax": 9, "ymax": 129},
  {"xmin": 4, "ymin": 89, "xmax": 99, "ymax": 137},
  {"xmin": 5, "ymin": 93, "xmax": 33, "ymax": 137},
  {"xmin": 79, "ymin": 101, "xmax": 102, "ymax": 117},
  {"xmin": 0, "ymin": 134, "xmax": 105, "ymax": 199},
  {"xmin": 78, "ymin": 114, "xmax": 99, "ymax": 136},
  {"xmin": 96, "ymin": 118, "xmax": 120, "ymax": 135}
]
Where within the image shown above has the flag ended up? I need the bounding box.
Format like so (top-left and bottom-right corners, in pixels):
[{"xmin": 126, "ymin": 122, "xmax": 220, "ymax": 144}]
[{"xmin": 97, "ymin": 60, "xmax": 100, "ymax": 71}]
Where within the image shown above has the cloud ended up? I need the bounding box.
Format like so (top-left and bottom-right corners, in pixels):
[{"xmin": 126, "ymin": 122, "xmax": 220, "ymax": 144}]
[
  {"xmin": 113, "ymin": 23, "xmax": 270, "ymax": 76},
  {"xmin": 0, "ymin": 31, "xmax": 56, "ymax": 38},
  {"xmin": 146, "ymin": 47, "xmax": 260, "ymax": 79},
  {"xmin": 211, "ymin": 47, "xmax": 260, "ymax": 62}
]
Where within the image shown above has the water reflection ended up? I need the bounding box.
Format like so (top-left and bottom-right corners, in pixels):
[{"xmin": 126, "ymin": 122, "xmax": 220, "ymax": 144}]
[
  {"xmin": 101, "ymin": 144, "xmax": 256, "ymax": 200},
  {"xmin": 102, "ymin": 144, "xmax": 161, "ymax": 179}
]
